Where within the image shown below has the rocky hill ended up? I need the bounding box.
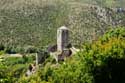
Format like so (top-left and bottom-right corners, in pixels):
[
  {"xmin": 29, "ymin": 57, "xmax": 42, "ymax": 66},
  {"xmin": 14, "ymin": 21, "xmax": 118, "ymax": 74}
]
[{"xmin": 0, "ymin": 0, "xmax": 124, "ymax": 51}]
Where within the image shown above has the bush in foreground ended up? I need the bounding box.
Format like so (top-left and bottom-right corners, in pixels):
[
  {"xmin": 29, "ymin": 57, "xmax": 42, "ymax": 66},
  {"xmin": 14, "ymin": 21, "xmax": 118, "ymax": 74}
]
[{"xmin": 18, "ymin": 27, "xmax": 125, "ymax": 83}]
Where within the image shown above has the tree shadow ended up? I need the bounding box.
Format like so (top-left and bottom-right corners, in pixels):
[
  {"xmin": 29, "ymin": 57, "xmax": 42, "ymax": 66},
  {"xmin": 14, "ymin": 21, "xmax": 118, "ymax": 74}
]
[{"xmin": 93, "ymin": 57, "xmax": 125, "ymax": 83}]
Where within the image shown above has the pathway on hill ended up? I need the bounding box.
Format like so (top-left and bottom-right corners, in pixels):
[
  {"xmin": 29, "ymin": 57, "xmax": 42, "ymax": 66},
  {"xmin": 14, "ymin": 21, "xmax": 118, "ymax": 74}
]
[{"xmin": 0, "ymin": 54, "xmax": 23, "ymax": 58}]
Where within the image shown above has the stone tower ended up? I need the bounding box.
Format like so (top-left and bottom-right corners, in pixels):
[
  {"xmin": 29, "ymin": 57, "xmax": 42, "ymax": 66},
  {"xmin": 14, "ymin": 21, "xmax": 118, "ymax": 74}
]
[{"xmin": 57, "ymin": 26, "xmax": 69, "ymax": 52}]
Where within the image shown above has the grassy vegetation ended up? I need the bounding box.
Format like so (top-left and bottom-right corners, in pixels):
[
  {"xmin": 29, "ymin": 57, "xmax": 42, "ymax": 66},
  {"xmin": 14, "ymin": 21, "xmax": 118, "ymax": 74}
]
[
  {"xmin": 17, "ymin": 27, "xmax": 125, "ymax": 83},
  {"xmin": 0, "ymin": 55, "xmax": 35, "ymax": 83},
  {"xmin": 0, "ymin": 0, "xmax": 125, "ymax": 83},
  {"xmin": 3, "ymin": 27, "xmax": 123, "ymax": 83},
  {"xmin": 0, "ymin": 0, "xmax": 125, "ymax": 50}
]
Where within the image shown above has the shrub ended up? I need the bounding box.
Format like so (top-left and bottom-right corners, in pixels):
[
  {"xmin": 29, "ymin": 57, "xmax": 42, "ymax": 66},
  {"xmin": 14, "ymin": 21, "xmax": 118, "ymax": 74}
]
[
  {"xmin": 24, "ymin": 46, "xmax": 38, "ymax": 53},
  {"xmin": 38, "ymin": 27, "xmax": 125, "ymax": 83},
  {"xmin": 8, "ymin": 27, "xmax": 125, "ymax": 83}
]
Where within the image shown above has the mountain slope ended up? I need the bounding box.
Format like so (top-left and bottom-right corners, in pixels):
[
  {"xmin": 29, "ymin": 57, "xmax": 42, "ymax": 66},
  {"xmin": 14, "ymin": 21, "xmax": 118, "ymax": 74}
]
[{"xmin": 0, "ymin": 0, "xmax": 124, "ymax": 50}]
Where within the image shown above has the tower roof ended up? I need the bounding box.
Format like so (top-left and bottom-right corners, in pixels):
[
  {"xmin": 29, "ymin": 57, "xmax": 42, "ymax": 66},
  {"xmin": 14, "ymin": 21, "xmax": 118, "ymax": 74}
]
[{"xmin": 59, "ymin": 26, "xmax": 68, "ymax": 30}]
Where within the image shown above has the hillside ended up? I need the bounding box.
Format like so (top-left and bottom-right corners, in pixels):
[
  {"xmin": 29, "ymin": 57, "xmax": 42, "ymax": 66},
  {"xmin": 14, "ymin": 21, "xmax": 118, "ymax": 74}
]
[
  {"xmin": 0, "ymin": 0, "xmax": 125, "ymax": 83},
  {"xmin": 19, "ymin": 27, "xmax": 125, "ymax": 83},
  {"xmin": 0, "ymin": 0, "xmax": 125, "ymax": 52},
  {"xmin": 1, "ymin": 27, "xmax": 124, "ymax": 83}
]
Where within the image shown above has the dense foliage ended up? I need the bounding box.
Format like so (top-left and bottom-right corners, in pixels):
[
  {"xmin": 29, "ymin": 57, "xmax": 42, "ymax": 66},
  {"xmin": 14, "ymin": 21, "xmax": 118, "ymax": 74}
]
[
  {"xmin": 0, "ymin": 55, "xmax": 35, "ymax": 83},
  {"xmin": 0, "ymin": 0, "xmax": 125, "ymax": 82},
  {"xmin": 17, "ymin": 27, "xmax": 125, "ymax": 83}
]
